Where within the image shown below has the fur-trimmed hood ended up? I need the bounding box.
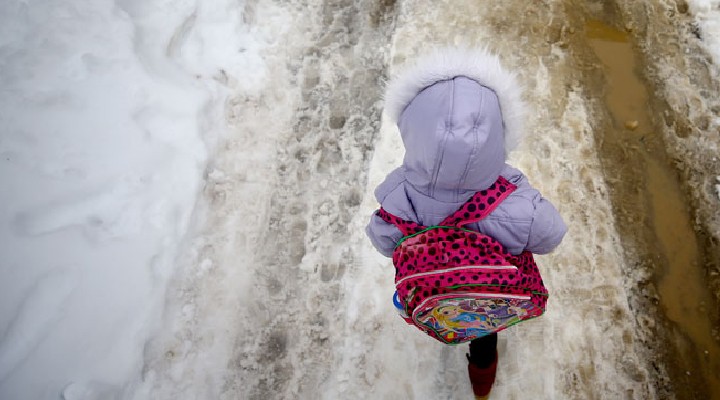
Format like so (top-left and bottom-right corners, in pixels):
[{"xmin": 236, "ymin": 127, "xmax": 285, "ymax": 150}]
[
  {"xmin": 367, "ymin": 50, "xmax": 567, "ymax": 258},
  {"xmin": 384, "ymin": 48, "xmax": 527, "ymax": 156}
]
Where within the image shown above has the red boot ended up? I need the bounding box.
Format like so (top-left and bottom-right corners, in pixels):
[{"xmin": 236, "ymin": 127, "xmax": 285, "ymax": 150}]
[{"xmin": 467, "ymin": 351, "xmax": 498, "ymax": 400}]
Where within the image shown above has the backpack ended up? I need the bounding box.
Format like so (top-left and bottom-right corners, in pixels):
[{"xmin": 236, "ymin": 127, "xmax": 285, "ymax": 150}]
[{"xmin": 377, "ymin": 176, "xmax": 549, "ymax": 344}]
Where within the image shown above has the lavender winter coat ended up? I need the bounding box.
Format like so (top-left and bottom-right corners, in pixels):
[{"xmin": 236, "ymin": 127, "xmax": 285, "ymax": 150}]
[{"xmin": 366, "ymin": 50, "xmax": 567, "ymax": 257}]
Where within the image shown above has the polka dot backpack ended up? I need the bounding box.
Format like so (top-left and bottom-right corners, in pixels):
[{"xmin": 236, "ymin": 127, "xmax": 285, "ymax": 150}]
[{"xmin": 377, "ymin": 176, "xmax": 549, "ymax": 344}]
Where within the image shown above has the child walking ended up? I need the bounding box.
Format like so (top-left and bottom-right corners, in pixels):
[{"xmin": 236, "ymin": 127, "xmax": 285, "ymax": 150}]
[{"xmin": 366, "ymin": 49, "xmax": 567, "ymax": 399}]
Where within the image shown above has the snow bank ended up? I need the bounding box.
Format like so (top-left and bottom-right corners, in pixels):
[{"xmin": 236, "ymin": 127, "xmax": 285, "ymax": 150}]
[
  {"xmin": 688, "ymin": 0, "xmax": 720, "ymax": 66},
  {"xmin": 0, "ymin": 0, "xmax": 266, "ymax": 398}
]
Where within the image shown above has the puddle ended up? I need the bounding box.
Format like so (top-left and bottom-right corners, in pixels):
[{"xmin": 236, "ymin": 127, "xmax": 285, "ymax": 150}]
[{"xmin": 586, "ymin": 19, "xmax": 720, "ymax": 395}]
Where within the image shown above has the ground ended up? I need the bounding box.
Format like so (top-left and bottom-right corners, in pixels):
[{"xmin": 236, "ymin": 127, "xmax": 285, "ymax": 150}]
[
  {"xmin": 135, "ymin": 1, "xmax": 720, "ymax": 399},
  {"xmin": 2, "ymin": 0, "xmax": 719, "ymax": 399}
]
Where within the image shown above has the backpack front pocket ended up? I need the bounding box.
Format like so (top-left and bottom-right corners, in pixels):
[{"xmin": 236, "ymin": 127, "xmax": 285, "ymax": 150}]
[{"xmin": 411, "ymin": 293, "xmax": 542, "ymax": 344}]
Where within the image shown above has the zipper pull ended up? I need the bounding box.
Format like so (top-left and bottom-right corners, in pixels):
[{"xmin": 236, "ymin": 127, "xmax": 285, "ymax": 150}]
[{"xmin": 393, "ymin": 291, "xmax": 409, "ymax": 318}]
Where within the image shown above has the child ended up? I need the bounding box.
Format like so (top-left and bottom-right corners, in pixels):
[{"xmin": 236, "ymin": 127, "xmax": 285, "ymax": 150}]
[{"xmin": 366, "ymin": 49, "xmax": 567, "ymax": 399}]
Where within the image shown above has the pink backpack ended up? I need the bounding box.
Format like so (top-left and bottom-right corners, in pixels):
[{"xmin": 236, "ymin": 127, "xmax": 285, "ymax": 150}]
[{"xmin": 377, "ymin": 176, "xmax": 549, "ymax": 344}]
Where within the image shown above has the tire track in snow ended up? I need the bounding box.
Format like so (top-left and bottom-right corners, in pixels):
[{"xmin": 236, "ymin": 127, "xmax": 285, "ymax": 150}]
[
  {"xmin": 215, "ymin": 1, "xmax": 397, "ymax": 399},
  {"xmin": 132, "ymin": 1, "xmax": 304, "ymax": 398},
  {"xmin": 567, "ymin": 2, "xmax": 720, "ymax": 398}
]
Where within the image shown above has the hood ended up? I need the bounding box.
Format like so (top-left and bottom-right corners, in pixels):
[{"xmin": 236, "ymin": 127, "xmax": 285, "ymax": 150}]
[
  {"xmin": 382, "ymin": 49, "xmax": 527, "ymax": 199},
  {"xmin": 397, "ymin": 76, "xmax": 505, "ymax": 197}
]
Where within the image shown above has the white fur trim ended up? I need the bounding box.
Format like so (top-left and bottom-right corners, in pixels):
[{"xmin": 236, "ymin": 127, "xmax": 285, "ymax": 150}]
[{"xmin": 384, "ymin": 48, "xmax": 528, "ymax": 154}]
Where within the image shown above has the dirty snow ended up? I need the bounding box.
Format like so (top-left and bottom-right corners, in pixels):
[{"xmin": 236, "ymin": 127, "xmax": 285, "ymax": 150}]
[
  {"xmin": 688, "ymin": 0, "xmax": 720, "ymax": 66},
  {"xmin": 0, "ymin": 0, "xmax": 718, "ymax": 400}
]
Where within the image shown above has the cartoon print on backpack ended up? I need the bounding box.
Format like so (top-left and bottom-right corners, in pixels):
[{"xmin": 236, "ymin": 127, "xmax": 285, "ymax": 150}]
[
  {"xmin": 415, "ymin": 296, "xmax": 543, "ymax": 343},
  {"xmin": 427, "ymin": 304, "xmax": 496, "ymax": 342},
  {"xmin": 433, "ymin": 305, "xmax": 494, "ymax": 329}
]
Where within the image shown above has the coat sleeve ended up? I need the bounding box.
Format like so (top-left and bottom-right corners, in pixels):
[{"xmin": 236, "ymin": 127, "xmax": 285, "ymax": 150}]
[
  {"xmin": 526, "ymin": 195, "xmax": 567, "ymax": 254},
  {"xmin": 365, "ymin": 211, "xmax": 403, "ymax": 258}
]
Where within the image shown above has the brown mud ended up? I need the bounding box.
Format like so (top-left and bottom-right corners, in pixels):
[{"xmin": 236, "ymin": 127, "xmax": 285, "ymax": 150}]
[{"xmin": 564, "ymin": 2, "xmax": 720, "ymax": 399}]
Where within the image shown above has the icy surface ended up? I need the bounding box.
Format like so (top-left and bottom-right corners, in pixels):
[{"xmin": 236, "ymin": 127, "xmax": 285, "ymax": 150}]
[
  {"xmin": 1, "ymin": 0, "xmax": 718, "ymax": 399},
  {"xmin": 688, "ymin": 0, "xmax": 720, "ymax": 67}
]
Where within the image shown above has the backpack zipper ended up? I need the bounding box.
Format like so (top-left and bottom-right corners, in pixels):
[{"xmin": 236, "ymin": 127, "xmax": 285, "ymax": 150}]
[
  {"xmin": 395, "ymin": 225, "xmax": 482, "ymax": 248},
  {"xmin": 395, "ymin": 265, "xmax": 517, "ymax": 287},
  {"xmin": 412, "ymin": 291, "xmax": 533, "ymax": 321}
]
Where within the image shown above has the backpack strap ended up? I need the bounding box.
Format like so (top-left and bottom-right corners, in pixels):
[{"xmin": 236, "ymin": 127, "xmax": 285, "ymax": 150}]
[
  {"xmin": 376, "ymin": 208, "xmax": 426, "ymax": 236},
  {"xmin": 439, "ymin": 176, "xmax": 517, "ymax": 227}
]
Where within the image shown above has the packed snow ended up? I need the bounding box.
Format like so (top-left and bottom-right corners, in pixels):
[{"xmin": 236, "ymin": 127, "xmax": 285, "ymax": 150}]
[
  {"xmin": 689, "ymin": 0, "xmax": 720, "ymax": 67},
  {"xmin": 1, "ymin": 0, "xmax": 719, "ymax": 399}
]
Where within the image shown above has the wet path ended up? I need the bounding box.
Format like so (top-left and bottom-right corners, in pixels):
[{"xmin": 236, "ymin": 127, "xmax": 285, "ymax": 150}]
[{"xmin": 581, "ymin": 15, "xmax": 720, "ymax": 399}]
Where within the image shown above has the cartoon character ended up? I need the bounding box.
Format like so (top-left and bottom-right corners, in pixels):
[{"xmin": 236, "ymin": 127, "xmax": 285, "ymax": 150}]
[
  {"xmin": 486, "ymin": 303, "xmax": 529, "ymax": 320},
  {"xmin": 507, "ymin": 305, "xmax": 529, "ymax": 318},
  {"xmin": 432, "ymin": 305, "xmax": 496, "ymax": 332}
]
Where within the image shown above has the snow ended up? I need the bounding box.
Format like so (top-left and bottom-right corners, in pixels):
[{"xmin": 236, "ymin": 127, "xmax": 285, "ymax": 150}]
[
  {"xmin": 0, "ymin": 0, "xmax": 272, "ymax": 398},
  {"xmin": 688, "ymin": 0, "xmax": 720, "ymax": 67},
  {"xmin": 1, "ymin": 0, "xmax": 719, "ymax": 399}
]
